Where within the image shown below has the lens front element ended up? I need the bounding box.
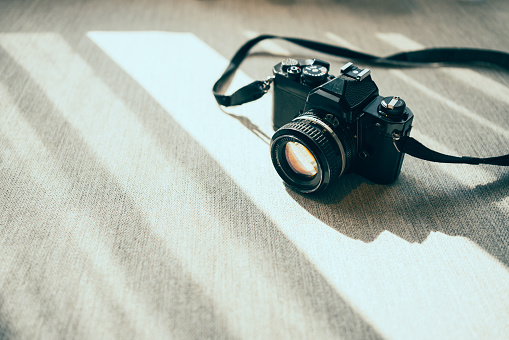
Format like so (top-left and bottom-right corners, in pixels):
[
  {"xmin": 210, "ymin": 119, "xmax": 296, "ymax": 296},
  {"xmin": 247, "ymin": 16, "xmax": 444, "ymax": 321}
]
[{"xmin": 285, "ymin": 142, "xmax": 318, "ymax": 177}]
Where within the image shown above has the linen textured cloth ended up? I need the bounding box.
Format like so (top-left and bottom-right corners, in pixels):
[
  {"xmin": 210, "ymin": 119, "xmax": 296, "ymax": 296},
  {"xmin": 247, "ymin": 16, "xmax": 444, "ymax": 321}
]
[{"xmin": 0, "ymin": 0, "xmax": 508, "ymax": 339}]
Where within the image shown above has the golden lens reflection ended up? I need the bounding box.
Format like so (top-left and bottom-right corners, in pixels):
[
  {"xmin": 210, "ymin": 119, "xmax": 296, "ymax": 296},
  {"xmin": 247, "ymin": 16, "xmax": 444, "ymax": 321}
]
[{"xmin": 285, "ymin": 142, "xmax": 318, "ymax": 177}]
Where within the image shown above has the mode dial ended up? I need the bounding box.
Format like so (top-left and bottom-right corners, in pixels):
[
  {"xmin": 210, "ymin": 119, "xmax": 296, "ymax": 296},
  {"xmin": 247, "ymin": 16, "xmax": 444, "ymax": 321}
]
[{"xmin": 302, "ymin": 65, "xmax": 328, "ymax": 85}]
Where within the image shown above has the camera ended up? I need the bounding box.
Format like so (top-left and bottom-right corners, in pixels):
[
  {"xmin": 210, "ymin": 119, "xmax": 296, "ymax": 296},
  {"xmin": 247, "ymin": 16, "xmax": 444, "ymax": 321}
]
[{"xmin": 270, "ymin": 58, "xmax": 414, "ymax": 193}]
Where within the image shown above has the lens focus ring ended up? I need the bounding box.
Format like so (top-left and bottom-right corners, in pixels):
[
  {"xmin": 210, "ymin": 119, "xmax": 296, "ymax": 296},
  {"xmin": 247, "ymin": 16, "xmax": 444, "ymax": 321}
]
[
  {"xmin": 284, "ymin": 120, "xmax": 342, "ymax": 179},
  {"xmin": 287, "ymin": 117, "xmax": 344, "ymax": 180}
]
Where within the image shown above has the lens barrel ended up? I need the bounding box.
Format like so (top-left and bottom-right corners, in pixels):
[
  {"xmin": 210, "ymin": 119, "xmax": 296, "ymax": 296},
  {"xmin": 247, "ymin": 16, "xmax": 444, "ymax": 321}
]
[{"xmin": 270, "ymin": 114, "xmax": 354, "ymax": 193}]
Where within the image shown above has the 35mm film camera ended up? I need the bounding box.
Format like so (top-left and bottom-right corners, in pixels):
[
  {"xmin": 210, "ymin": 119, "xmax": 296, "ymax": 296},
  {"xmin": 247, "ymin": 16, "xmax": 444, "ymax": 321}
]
[
  {"xmin": 213, "ymin": 36, "xmax": 509, "ymax": 195},
  {"xmin": 270, "ymin": 58, "xmax": 414, "ymax": 193}
]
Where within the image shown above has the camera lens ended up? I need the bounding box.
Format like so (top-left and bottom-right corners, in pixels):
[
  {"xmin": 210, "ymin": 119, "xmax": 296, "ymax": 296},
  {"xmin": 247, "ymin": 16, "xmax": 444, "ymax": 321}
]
[
  {"xmin": 284, "ymin": 142, "xmax": 318, "ymax": 177},
  {"xmin": 270, "ymin": 113, "xmax": 354, "ymax": 193}
]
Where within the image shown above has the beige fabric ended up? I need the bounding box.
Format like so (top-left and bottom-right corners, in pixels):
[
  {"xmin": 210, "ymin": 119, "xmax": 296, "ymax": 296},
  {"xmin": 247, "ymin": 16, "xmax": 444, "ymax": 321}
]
[{"xmin": 0, "ymin": 1, "xmax": 508, "ymax": 339}]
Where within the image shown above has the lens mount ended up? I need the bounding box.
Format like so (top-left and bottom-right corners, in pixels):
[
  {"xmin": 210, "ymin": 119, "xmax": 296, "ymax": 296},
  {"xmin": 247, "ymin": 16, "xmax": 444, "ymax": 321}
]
[{"xmin": 270, "ymin": 114, "xmax": 354, "ymax": 193}]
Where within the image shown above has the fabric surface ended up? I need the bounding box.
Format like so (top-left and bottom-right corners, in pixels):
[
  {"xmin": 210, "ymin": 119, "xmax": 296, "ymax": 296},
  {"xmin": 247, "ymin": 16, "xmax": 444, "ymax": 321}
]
[{"xmin": 0, "ymin": 0, "xmax": 508, "ymax": 339}]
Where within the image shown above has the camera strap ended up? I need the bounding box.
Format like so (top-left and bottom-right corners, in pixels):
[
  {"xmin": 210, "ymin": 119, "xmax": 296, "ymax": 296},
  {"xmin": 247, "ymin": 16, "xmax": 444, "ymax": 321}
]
[
  {"xmin": 212, "ymin": 34, "xmax": 509, "ymax": 166},
  {"xmin": 393, "ymin": 135, "xmax": 509, "ymax": 166}
]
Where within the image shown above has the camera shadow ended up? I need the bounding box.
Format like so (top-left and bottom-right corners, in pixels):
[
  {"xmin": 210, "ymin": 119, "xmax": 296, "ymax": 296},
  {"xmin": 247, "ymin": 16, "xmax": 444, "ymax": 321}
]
[
  {"xmin": 286, "ymin": 166, "xmax": 509, "ymax": 267},
  {"xmin": 218, "ymin": 106, "xmax": 271, "ymax": 145}
]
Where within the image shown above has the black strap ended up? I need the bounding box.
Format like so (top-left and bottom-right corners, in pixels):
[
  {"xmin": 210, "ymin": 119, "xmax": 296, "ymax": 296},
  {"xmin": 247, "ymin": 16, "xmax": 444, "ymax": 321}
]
[
  {"xmin": 394, "ymin": 136, "xmax": 509, "ymax": 166},
  {"xmin": 213, "ymin": 34, "xmax": 509, "ymax": 166},
  {"xmin": 213, "ymin": 34, "xmax": 509, "ymax": 107}
]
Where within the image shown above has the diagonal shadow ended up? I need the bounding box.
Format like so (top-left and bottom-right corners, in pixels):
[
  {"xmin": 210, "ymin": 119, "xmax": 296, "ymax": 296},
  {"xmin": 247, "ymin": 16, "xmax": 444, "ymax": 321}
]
[
  {"xmin": 286, "ymin": 164, "xmax": 509, "ymax": 266},
  {"xmin": 0, "ymin": 41, "xmax": 384, "ymax": 339},
  {"xmin": 0, "ymin": 47, "xmax": 237, "ymax": 340}
]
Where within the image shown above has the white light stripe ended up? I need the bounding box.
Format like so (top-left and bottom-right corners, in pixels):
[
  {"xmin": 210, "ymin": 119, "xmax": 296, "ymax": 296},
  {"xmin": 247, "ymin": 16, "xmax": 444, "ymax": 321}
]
[
  {"xmin": 495, "ymin": 196, "xmax": 509, "ymax": 213},
  {"xmin": 243, "ymin": 30, "xmax": 290, "ymax": 56},
  {"xmin": 376, "ymin": 32, "xmax": 424, "ymax": 50},
  {"xmin": 325, "ymin": 32, "xmax": 360, "ymax": 50}
]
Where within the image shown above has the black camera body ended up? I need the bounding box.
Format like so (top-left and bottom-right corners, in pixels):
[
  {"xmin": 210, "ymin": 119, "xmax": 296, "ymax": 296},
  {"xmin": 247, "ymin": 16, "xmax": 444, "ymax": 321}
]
[{"xmin": 270, "ymin": 58, "xmax": 414, "ymax": 193}]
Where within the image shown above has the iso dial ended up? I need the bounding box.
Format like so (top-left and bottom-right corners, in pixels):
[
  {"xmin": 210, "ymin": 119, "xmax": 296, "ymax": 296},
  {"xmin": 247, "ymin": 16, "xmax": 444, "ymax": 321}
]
[{"xmin": 302, "ymin": 65, "xmax": 328, "ymax": 85}]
